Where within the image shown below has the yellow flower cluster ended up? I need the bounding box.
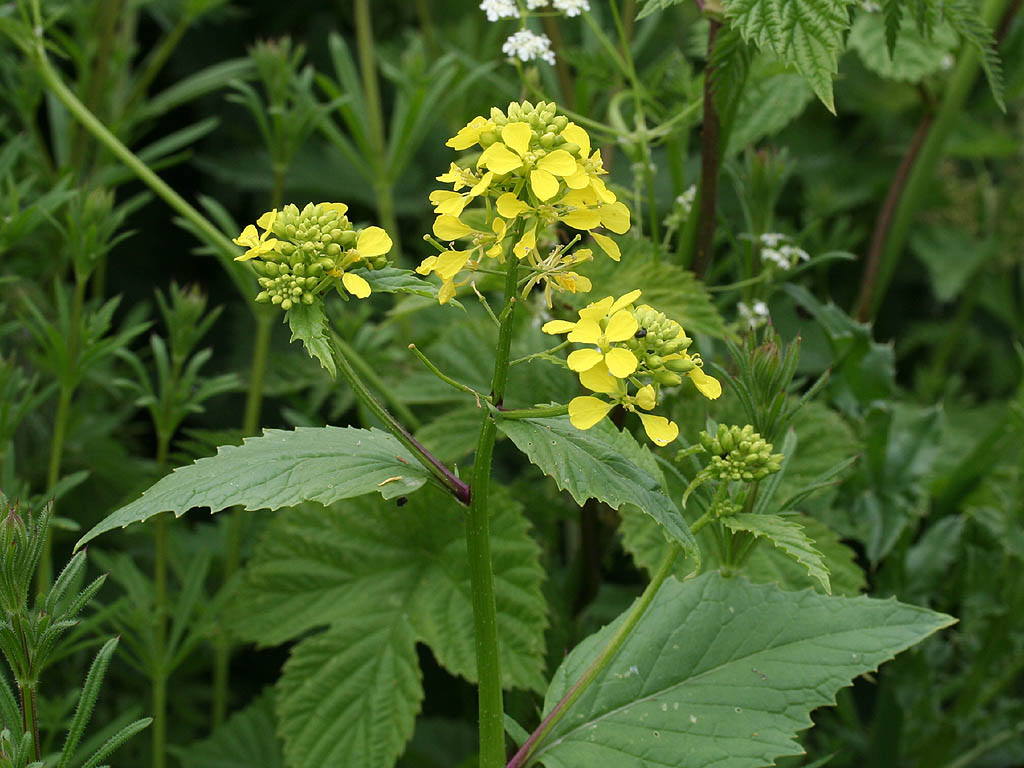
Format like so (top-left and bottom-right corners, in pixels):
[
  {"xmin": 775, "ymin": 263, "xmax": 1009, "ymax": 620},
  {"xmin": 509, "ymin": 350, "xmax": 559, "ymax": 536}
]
[
  {"xmin": 418, "ymin": 100, "xmax": 629, "ymax": 303},
  {"xmin": 543, "ymin": 291, "xmax": 722, "ymax": 445},
  {"xmin": 233, "ymin": 202, "xmax": 392, "ymax": 310}
]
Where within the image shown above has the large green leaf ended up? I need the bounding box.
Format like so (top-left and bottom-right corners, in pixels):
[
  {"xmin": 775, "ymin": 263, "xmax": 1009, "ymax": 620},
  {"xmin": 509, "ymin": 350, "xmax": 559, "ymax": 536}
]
[
  {"xmin": 723, "ymin": 0, "xmax": 856, "ymax": 112},
  {"xmin": 174, "ymin": 692, "xmax": 284, "ymax": 768},
  {"xmin": 722, "ymin": 512, "xmax": 832, "ymax": 593},
  {"xmin": 499, "ymin": 417, "xmax": 699, "ymax": 565},
  {"xmin": 232, "ymin": 487, "xmax": 547, "ymax": 691},
  {"xmin": 849, "ymin": 12, "xmax": 957, "ymax": 82},
  {"xmin": 573, "ymin": 239, "xmax": 726, "ymax": 338},
  {"xmin": 727, "ymin": 61, "xmax": 814, "ymax": 152},
  {"xmin": 76, "ymin": 427, "xmax": 431, "ymax": 547},
  {"xmin": 531, "ymin": 572, "xmax": 953, "ymax": 768},
  {"xmin": 278, "ymin": 609, "xmax": 422, "ymax": 768}
]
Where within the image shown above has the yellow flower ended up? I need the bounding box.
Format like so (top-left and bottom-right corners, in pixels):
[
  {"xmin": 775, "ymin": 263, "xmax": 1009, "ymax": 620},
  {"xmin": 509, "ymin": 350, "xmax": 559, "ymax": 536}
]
[
  {"xmin": 331, "ymin": 225, "xmax": 393, "ymax": 299},
  {"xmin": 567, "ymin": 371, "xmax": 679, "ymax": 446},
  {"xmin": 446, "ymin": 116, "xmax": 496, "ymax": 150},
  {"xmin": 542, "ymin": 290, "xmax": 643, "ymax": 378},
  {"xmin": 233, "ymin": 209, "xmax": 280, "ymax": 261},
  {"xmin": 477, "ymin": 122, "xmax": 578, "ymax": 201},
  {"xmin": 682, "ymin": 355, "xmax": 723, "ymax": 399},
  {"xmin": 429, "ymin": 172, "xmax": 494, "ymax": 217}
]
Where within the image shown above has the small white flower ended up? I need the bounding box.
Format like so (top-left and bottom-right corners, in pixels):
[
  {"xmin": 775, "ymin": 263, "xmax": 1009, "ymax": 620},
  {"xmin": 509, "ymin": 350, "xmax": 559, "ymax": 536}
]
[
  {"xmin": 502, "ymin": 30, "xmax": 556, "ymax": 65},
  {"xmin": 738, "ymin": 300, "xmax": 770, "ymax": 330},
  {"xmin": 677, "ymin": 185, "xmax": 696, "ymax": 215},
  {"xmin": 779, "ymin": 244, "xmax": 809, "ymax": 264},
  {"xmin": 553, "ymin": 0, "xmax": 590, "ymax": 15},
  {"xmin": 759, "ymin": 232, "xmax": 787, "ymax": 248},
  {"xmin": 860, "ymin": 0, "xmax": 881, "ymax": 11},
  {"xmin": 526, "ymin": 0, "xmax": 551, "ymax": 8},
  {"xmin": 480, "ymin": 0, "xmax": 520, "ymax": 22}
]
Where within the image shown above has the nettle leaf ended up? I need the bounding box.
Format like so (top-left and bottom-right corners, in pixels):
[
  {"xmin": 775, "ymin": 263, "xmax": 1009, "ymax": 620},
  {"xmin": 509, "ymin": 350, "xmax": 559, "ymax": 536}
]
[
  {"xmin": 722, "ymin": 512, "xmax": 832, "ymax": 593},
  {"xmin": 286, "ymin": 302, "xmax": 336, "ymax": 377},
  {"xmin": 636, "ymin": 0, "xmax": 686, "ymax": 19},
  {"xmin": 531, "ymin": 572, "xmax": 953, "ymax": 768},
  {"xmin": 727, "ymin": 58, "xmax": 814, "ymax": 152},
  {"xmin": 76, "ymin": 427, "xmax": 431, "ymax": 547},
  {"xmin": 849, "ymin": 11, "xmax": 957, "ymax": 82},
  {"xmin": 232, "ymin": 487, "xmax": 547, "ymax": 691},
  {"xmin": 723, "ymin": 0, "xmax": 857, "ymax": 112},
  {"xmin": 175, "ymin": 691, "xmax": 284, "ymax": 768},
  {"xmin": 499, "ymin": 417, "xmax": 699, "ymax": 566},
  {"xmin": 575, "ymin": 239, "xmax": 726, "ymax": 338}
]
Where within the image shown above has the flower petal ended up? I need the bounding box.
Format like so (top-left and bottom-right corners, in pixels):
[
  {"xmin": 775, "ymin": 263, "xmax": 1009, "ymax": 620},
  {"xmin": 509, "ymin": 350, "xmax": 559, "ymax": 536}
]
[
  {"xmin": 479, "ymin": 142, "xmax": 523, "ymax": 175},
  {"xmin": 496, "ymin": 193, "xmax": 531, "ymax": 219},
  {"xmin": 469, "ymin": 171, "xmax": 494, "ymax": 196},
  {"xmin": 563, "ymin": 165, "xmax": 591, "ymax": 190},
  {"xmin": 318, "ymin": 203, "xmax": 347, "ymax": 219},
  {"xmin": 256, "ymin": 210, "xmax": 279, "ymax": 230},
  {"xmin": 560, "ymin": 208, "xmax": 602, "ymax": 230},
  {"xmin": 434, "ymin": 250, "xmax": 471, "ymax": 281},
  {"xmin": 561, "ymin": 123, "xmax": 591, "ymax": 157},
  {"xmin": 610, "ymin": 289, "xmax": 643, "ymax": 314},
  {"xmin": 578, "ymin": 297, "xmax": 614, "ymax": 321},
  {"xmin": 638, "ymin": 413, "xmax": 679, "ymax": 446},
  {"xmin": 604, "ymin": 310, "xmax": 639, "ymax": 342},
  {"xmin": 416, "ymin": 255, "xmax": 438, "ymax": 275},
  {"xmin": 232, "ymin": 224, "xmax": 259, "ymax": 249},
  {"xmin": 513, "ymin": 225, "xmax": 537, "ymax": 259},
  {"xmin": 567, "ymin": 319, "xmax": 602, "ymax": 344},
  {"xmin": 446, "ymin": 116, "xmax": 490, "ymax": 150},
  {"xmin": 356, "ymin": 226, "xmax": 393, "ymax": 258},
  {"xmin": 438, "ymin": 280, "xmax": 457, "ymax": 304},
  {"xmin": 501, "ymin": 122, "xmax": 532, "ymax": 157},
  {"xmin": 567, "ymin": 347, "xmax": 604, "ymax": 372},
  {"xmin": 433, "ymin": 215, "xmax": 476, "ymax": 241},
  {"xmin": 600, "ymin": 201, "xmax": 631, "ymax": 234},
  {"xmin": 591, "ymin": 232, "xmax": 621, "ymax": 261},
  {"xmin": 342, "ymin": 271, "xmax": 372, "ymax": 299},
  {"xmin": 579, "ymin": 361, "xmax": 620, "ymax": 395},
  {"xmin": 568, "ymin": 396, "xmax": 614, "ymax": 430},
  {"xmin": 604, "ymin": 347, "xmax": 638, "ymax": 378},
  {"xmin": 541, "ymin": 319, "xmax": 577, "ymax": 335},
  {"xmin": 538, "ymin": 149, "xmax": 577, "ymax": 176},
  {"xmin": 530, "ymin": 169, "xmax": 560, "ymax": 202},
  {"xmin": 688, "ymin": 367, "xmax": 723, "ymax": 400}
]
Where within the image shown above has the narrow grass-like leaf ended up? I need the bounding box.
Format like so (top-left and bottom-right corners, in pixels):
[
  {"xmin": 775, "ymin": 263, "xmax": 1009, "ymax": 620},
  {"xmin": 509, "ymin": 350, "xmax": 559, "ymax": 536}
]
[{"xmin": 58, "ymin": 637, "xmax": 119, "ymax": 768}]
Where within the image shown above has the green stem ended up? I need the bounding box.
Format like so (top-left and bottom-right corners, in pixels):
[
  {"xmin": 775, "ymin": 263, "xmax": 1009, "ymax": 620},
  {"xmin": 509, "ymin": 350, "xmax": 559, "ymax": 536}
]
[
  {"xmin": 151, "ymin": 435, "xmax": 170, "ymax": 768},
  {"xmin": 127, "ymin": 15, "xmax": 190, "ymax": 109},
  {"xmin": 468, "ymin": 246, "xmax": 523, "ymax": 768},
  {"xmin": 242, "ymin": 311, "xmax": 273, "ymax": 436},
  {"xmin": 857, "ymin": 0, "xmax": 1012, "ymax": 319},
  {"xmin": 409, "ymin": 344, "xmax": 488, "ymax": 404},
  {"xmin": 20, "ymin": 683, "xmax": 41, "ymax": 760},
  {"xmin": 496, "ymin": 404, "xmax": 568, "ymax": 420},
  {"xmin": 341, "ymin": 336, "xmax": 422, "ymax": 429},
  {"xmin": 332, "ymin": 340, "xmax": 471, "ymax": 504},
  {"xmin": 37, "ymin": 384, "xmax": 72, "ymax": 593}
]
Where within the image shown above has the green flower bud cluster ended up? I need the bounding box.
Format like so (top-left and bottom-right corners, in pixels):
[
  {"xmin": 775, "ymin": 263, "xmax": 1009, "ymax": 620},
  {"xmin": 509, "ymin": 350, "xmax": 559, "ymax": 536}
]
[
  {"xmin": 626, "ymin": 304, "xmax": 695, "ymax": 386},
  {"xmin": 267, "ymin": 203, "xmax": 358, "ymax": 266},
  {"xmin": 254, "ymin": 265, "xmax": 320, "ymax": 310},
  {"xmin": 698, "ymin": 424, "xmax": 784, "ymax": 482},
  {"xmin": 485, "ymin": 101, "xmax": 575, "ymax": 153}
]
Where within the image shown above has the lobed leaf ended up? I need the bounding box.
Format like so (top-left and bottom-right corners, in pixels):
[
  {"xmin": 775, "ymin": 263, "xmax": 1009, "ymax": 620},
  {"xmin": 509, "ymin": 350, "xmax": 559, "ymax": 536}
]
[
  {"xmin": 76, "ymin": 427, "xmax": 432, "ymax": 547},
  {"xmin": 286, "ymin": 302, "xmax": 336, "ymax": 377},
  {"xmin": 722, "ymin": 512, "xmax": 832, "ymax": 593}
]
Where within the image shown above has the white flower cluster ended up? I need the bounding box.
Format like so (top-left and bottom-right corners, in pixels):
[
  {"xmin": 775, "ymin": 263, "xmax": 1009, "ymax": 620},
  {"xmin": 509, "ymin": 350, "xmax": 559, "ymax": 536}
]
[
  {"xmin": 524, "ymin": 0, "xmax": 591, "ymax": 13},
  {"xmin": 676, "ymin": 185, "xmax": 696, "ymax": 216},
  {"xmin": 480, "ymin": 0, "xmax": 519, "ymax": 22},
  {"xmin": 758, "ymin": 233, "xmax": 809, "ymax": 270},
  {"xmin": 738, "ymin": 300, "xmax": 770, "ymax": 330},
  {"xmin": 502, "ymin": 29, "xmax": 556, "ymax": 65}
]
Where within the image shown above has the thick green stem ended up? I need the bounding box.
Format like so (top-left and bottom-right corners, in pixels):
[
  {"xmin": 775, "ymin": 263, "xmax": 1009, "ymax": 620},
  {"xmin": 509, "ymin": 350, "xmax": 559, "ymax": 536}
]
[
  {"xmin": 20, "ymin": 683, "xmax": 41, "ymax": 760},
  {"xmin": 856, "ymin": 0, "xmax": 1012, "ymax": 319},
  {"xmin": 468, "ymin": 250, "xmax": 522, "ymax": 768},
  {"xmin": 241, "ymin": 311, "xmax": 273, "ymax": 436}
]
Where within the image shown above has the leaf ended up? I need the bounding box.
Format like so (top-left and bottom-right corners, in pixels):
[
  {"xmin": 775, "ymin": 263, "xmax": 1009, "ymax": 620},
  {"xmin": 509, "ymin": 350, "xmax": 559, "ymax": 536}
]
[
  {"xmin": 727, "ymin": 61, "xmax": 814, "ymax": 152},
  {"xmin": 945, "ymin": 0, "xmax": 1005, "ymax": 111},
  {"xmin": 232, "ymin": 487, "xmax": 547, "ymax": 691},
  {"xmin": 351, "ymin": 266, "xmax": 439, "ymax": 299},
  {"xmin": 636, "ymin": 0, "xmax": 686, "ymax": 19},
  {"xmin": 849, "ymin": 12, "xmax": 957, "ymax": 82},
  {"xmin": 532, "ymin": 572, "xmax": 954, "ymax": 768},
  {"xmin": 722, "ymin": 512, "xmax": 832, "ymax": 593},
  {"xmin": 498, "ymin": 417, "xmax": 699, "ymax": 566},
  {"xmin": 574, "ymin": 239, "xmax": 726, "ymax": 338},
  {"xmin": 286, "ymin": 302, "xmax": 336, "ymax": 377},
  {"xmin": 174, "ymin": 692, "xmax": 284, "ymax": 768},
  {"xmin": 722, "ymin": 0, "xmax": 856, "ymax": 112},
  {"xmin": 76, "ymin": 427, "xmax": 432, "ymax": 547},
  {"xmin": 277, "ymin": 609, "xmax": 422, "ymax": 768}
]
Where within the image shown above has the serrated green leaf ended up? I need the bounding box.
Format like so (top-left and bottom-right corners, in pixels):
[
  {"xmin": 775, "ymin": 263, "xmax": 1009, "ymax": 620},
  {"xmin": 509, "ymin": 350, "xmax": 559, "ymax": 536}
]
[
  {"xmin": 532, "ymin": 572, "xmax": 953, "ymax": 768},
  {"xmin": 573, "ymin": 239, "xmax": 726, "ymax": 338},
  {"xmin": 727, "ymin": 61, "xmax": 814, "ymax": 151},
  {"xmin": 723, "ymin": 0, "xmax": 856, "ymax": 112},
  {"xmin": 636, "ymin": 0, "xmax": 686, "ymax": 19},
  {"xmin": 849, "ymin": 12, "xmax": 957, "ymax": 82},
  {"xmin": 76, "ymin": 427, "xmax": 431, "ymax": 547},
  {"xmin": 286, "ymin": 302, "xmax": 336, "ymax": 377},
  {"xmin": 174, "ymin": 692, "xmax": 284, "ymax": 768},
  {"xmin": 277, "ymin": 609, "xmax": 422, "ymax": 768},
  {"xmin": 232, "ymin": 487, "xmax": 547, "ymax": 691},
  {"xmin": 498, "ymin": 417, "xmax": 699, "ymax": 567},
  {"xmin": 351, "ymin": 266, "xmax": 439, "ymax": 299},
  {"xmin": 945, "ymin": 0, "xmax": 1005, "ymax": 110},
  {"xmin": 722, "ymin": 512, "xmax": 832, "ymax": 592}
]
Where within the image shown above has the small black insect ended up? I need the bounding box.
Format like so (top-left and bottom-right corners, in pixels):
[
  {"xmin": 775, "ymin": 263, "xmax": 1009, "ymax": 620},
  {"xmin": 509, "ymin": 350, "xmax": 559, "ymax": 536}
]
[
  {"xmin": 396, "ymin": 496, "xmax": 408, "ymax": 507},
  {"xmin": 634, "ymin": 328, "xmax": 648, "ymax": 338}
]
